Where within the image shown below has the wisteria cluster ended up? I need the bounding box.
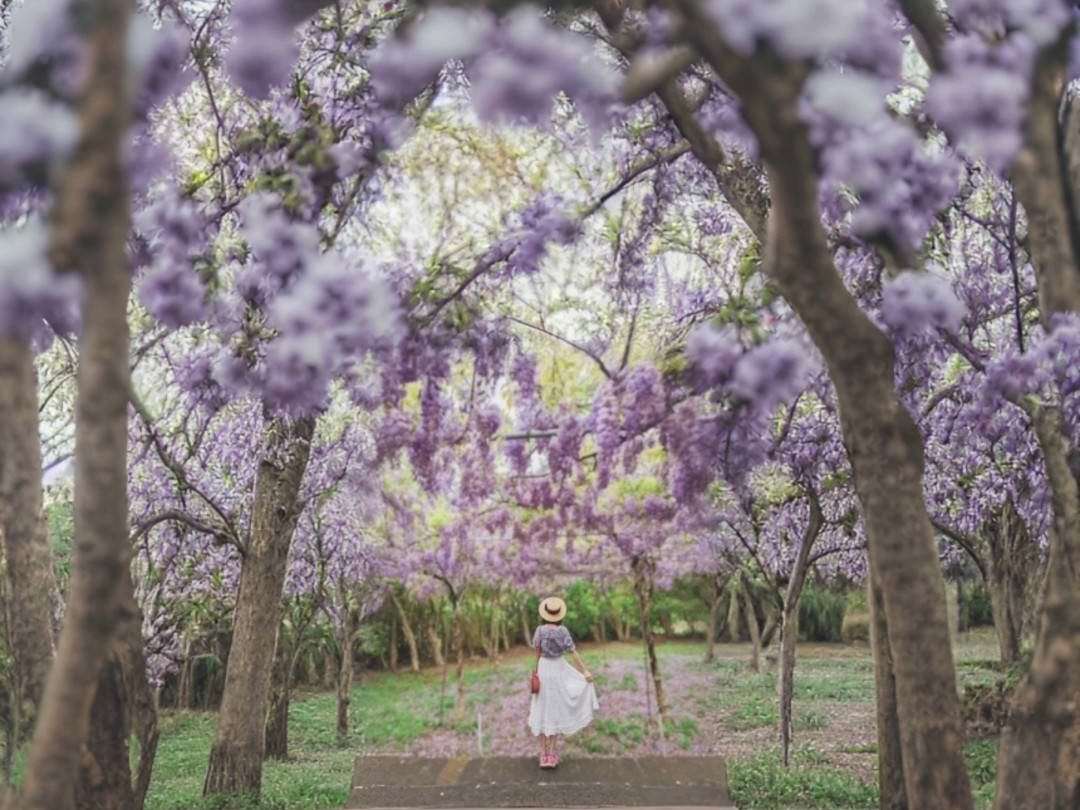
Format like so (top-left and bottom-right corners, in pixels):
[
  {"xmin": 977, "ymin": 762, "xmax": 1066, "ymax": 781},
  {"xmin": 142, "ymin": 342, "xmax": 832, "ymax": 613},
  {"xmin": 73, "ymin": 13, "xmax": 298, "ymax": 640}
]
[{"xmin": 369, "ymin": 5, "xmax": 617, "ymax": 129}]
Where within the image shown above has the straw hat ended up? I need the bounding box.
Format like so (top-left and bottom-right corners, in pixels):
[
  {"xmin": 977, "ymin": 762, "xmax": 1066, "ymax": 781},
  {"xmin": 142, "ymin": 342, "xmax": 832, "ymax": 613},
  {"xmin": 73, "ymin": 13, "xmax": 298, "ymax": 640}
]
[{"xmin": 538, "ymin": 596, "xmax": 567, "ymax": 622}]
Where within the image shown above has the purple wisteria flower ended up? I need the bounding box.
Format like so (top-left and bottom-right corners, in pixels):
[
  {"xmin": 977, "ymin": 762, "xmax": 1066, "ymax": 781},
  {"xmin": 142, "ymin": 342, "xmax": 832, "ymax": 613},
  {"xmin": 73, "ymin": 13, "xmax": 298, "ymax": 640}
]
[
  {"xmin": 882, "ymin": 270, "xmax": 967, "ymax": 337},
  {"xmin": 0, "ymin": 218, "xmax": 81, "ymax": 345}
]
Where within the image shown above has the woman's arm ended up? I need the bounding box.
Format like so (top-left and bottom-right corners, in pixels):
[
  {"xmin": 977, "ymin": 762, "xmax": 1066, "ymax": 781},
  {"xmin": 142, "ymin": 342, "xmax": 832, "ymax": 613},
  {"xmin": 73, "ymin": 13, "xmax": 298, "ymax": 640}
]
[{"xmin": 570, "ymin": 649, "xmax": 593, "ymax": 681}]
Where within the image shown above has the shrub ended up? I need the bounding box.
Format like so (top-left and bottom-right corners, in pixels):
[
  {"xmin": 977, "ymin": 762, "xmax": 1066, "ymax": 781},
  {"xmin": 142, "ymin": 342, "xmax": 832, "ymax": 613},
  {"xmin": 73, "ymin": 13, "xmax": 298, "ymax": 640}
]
[
  {"xmin": 959, "ymin": 581, "xmax": 995, "ymax": 629},
  {"xmin": 798, "ymin": 583, "xmax": 847, "ymax": 642},
  {"xmin": 841, "ymin": 612, "xmax": 870, "ymax": 643},
  {"xmin": 563, "ymin": 580, "xmax": 602, "ymax": 639}
]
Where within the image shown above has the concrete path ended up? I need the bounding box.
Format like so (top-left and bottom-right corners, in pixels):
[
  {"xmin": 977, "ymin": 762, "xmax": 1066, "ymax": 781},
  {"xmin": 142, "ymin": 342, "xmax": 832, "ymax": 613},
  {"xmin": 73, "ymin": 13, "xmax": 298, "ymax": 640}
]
[{"xmin": 346, "ymin": 756, "xmax": 736, "ymax": 809}]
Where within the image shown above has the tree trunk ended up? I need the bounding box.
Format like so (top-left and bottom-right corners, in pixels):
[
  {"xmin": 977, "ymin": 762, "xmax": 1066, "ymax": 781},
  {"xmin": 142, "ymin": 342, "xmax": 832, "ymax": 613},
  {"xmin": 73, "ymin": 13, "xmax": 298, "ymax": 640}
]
[
  {"xmin": 453, "ymin": 609, "xmax": 466, "ymax": 716},
  {"xmin": 16, "ymin": 2, "xmax": 135, "ymax": 803},
  {"xmin": 520, "ymin": 604, "xmax": 531, "ymax": 647},
  {"xmin": 427, "ymin": 621, "xmax": 445, "ymax": 668},
  {"xmin": 177, "ymin": 639, "xmax": 194, "ymax": 709},
  {"xmin": 659, "ymin": 613, "xmax": 675, "ymax": 638},
  {"xmin": 665, "ymin": 12, "xmax": 975, "ymax": 803},
  {"xmin": 75, "ymin": 651, "xmax": 133, "ymax": 810},
  {"xmin": 75, "ymin": 581, "xmax": 158, "ymax": 810},
  {"xmin": 765, "ymin": 148, "xmax": 970, "ymax": 807},
  {"xmin": 726, "ymin": 585, "xmax": 741, "ymax": 642},
  {"xmin": 264, "ymin": 637, "xmax": 290, "ymax": 761},
  {"xmin": 705, "ymin": 587, "xmax": 723, "ymax": 663},
  {"xmin": 778, "ymin": 500, "xmax": 822, "ymax": 768},
  {"xmin": 760, "ymin": 606, "xmax": 779, "ymax": 649},
  {"xmin": 323, "ymin": 650, "xmax": 337, "ymax": 690},
  {"xmin": 336, "ymin": 609, "xmax": 355, "ymax": 746},
  {"xmin": 632, "ymin": 559, "xmax": 667, "ymax": 730},
  {"xmin": 203, "ymin": 414, "xmax": 315, "ymax": 798},
  {"xmin": 984, "ymin": 500, "xmax": 1039, "ymax": 668},
  {"xmin": 777, "ymin": 604, "xmax": 798, "ymax": 767},
  {"xmin": 0, "ymin": 339, "xmax": 57, "ymax": 744},
  {"xmin": 993, "ymin": 405, "xmax": 1080, "ymax": 809},
  {"xmin": 742, "ymin": 586, "xmax": 761, "ymax": 674},
  {"xmin": 388, "ymin": 615, "xmax": 399, "ymax": 673},
  {"xmin": 391, "ymin": 593, "xmax": 420, "ymax": 673},
  {"xmin": 868, "ymin": 573, "xmax": 908, "ymax": 810}
]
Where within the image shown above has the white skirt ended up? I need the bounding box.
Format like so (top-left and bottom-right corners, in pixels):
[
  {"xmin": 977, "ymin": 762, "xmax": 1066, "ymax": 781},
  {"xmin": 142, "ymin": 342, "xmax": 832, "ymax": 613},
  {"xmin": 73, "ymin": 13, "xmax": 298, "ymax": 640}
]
[{"xmin": 528, "ymin": 655, "xmax": 599, "ymax": 737}]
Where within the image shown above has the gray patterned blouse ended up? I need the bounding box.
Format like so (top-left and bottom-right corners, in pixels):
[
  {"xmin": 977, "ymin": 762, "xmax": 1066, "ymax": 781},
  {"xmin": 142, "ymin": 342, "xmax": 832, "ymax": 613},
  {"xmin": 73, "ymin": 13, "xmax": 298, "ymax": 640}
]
[{"xmin": 533, "ymin": 623, "xmax": 575, "ymax": 658}]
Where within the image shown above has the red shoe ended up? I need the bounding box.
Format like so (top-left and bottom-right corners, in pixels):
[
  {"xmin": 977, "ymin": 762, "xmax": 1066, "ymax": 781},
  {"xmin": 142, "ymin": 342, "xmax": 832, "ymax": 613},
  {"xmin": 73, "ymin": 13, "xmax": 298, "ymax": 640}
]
[{"xmin": 539, "ymin": 753, "xmax": 555, "ymax": 769}]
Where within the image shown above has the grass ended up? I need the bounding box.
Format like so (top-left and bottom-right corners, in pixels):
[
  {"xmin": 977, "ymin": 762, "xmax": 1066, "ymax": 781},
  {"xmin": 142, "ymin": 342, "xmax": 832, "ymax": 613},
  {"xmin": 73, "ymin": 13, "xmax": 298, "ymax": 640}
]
[
  {"xmin": 965, "ymin": 739, "xmax": 999, "ymax": 809},
  {"xmin": 729, "ymin": 750, "xmax": 878, "ymax": 809},
  {"xmin": 139, "ymin": 635, "xmax": 1002, "ymax": 810}
]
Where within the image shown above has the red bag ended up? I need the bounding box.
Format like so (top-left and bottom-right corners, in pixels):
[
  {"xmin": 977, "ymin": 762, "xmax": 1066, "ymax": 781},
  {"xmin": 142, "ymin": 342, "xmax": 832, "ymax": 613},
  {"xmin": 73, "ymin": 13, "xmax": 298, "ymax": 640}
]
[{"xmin": 530, "ymin": 641, "xmax": 541, "ymax": 694}]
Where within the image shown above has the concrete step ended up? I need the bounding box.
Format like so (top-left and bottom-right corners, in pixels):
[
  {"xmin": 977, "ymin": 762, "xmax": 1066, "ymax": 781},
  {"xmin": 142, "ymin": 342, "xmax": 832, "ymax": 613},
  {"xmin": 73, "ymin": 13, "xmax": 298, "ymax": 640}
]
[{"xmin": 346, "ymin": 756, "xmax": 734, "ymax": 809}]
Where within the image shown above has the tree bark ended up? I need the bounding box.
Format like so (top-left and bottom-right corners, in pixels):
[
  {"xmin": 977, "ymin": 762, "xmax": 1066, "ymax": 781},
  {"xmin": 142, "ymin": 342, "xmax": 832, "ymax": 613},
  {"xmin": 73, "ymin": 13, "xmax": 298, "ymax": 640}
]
[
  {"xmin": 742, "ymin": 585, "xmax": 761, "ymax": 674},
  {"xmin": 519, "ymin": 603, "xmax": 531, "ymax": 648},
  {"xmin": 203, "ymin": 414, "xmax": 315, "ymax": 798},
  {"xmin": 705, "ymin": 577, "xmax": 724, "ymax": 663},
  {"xmin": 778, "ymin": 497, "xmax": 822, "ymax": 767},
  {"xmin": 388, "ymin": 614, "xmax": 399, "ymax": 673},
  {"xmin": 75, "ymin": 580, "xmax": 158, "ymax": 810},
  {"xmin": 452, "ymin": 607, "xmax": 466, "ymax": 716},
  {"xmin": 177, "ymin": 638, "xmax": 194, "ymax": 709},
  {"xmin": 264, "ymin": 635, "xmax": 290, "ymax": 761},
  {"xmin": 335, "ymin": 607, "xmax": 355, "ymax": 746},
  {"xmin": 16, "ymin": 1, "xmax": 135, "ymax": 805},
  {"xmin": 984, "ymin": 500, "xmax": 1039, "ymax": 668},
  {"xmin": 868, "ymin": 572, "xmax": 908, "ymax": 810},
  {"xmin": 0, "ymin": 339, "xmax": 56, "ymax": 744},
  {"xmin": 632, "ymin": 558, "xmax": 667, "ymax": 730},
  {"xmin": 390, "ymin": 592, "xmax": 420, "ymax": 672},
  {"xmin": 662, "ymin": 8, "xmax": 973, "ymax": 804},
  {"xmin": 427, "ymin": 620, "xmax": 445, "ymax": 668},
  {"xmin": 726, "ymin": 585, "xmax": 741, "ymax": 642},
  {"xmin": 993, "ymin": 405, "xmax": 1080, "ymax": 809}
]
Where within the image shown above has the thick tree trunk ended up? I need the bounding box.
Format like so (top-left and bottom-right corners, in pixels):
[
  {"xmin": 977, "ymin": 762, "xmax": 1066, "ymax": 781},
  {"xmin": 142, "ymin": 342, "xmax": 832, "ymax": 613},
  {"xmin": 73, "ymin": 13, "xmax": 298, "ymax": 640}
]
[
  {"xmin": 983, "ymin": 500, "xmax": 1039, "ymax": 668},
  {"xmin": 993, "ymin": 406, "xmax": 1080, "ymax": 809},
  {"xmin": 336, "ymin": 609, "xmax": 355, "ymax": 746},
  {"xmin": 75, "ymin": 652, "xmax": 133, "ymax": 810},
  {"xmin": 75, "ymin": 581, "xmax": 158, "ymax": 810},
  {"xmin": 868, "ymin": 573, "xmax": 908, "ymax": 810},
  {"xmin": 763, "ymin": 139, "xmax": 969, "ymax": 808},
  {"xmin": 427, "ymin": 621, "xmax": 445, "ymax": 668},
  {"xmin": 264, "ymin": 637, "xmax": 290, "ymax": 761},
  {"xmin": 0, "ymin": 339, "xmax": 56, "ymax": 744},
  {"xmin": 391, "ymin": 593, "xmax": 420, "ymax": 672},
  {"xmin": 665, "ymin": 11, "xmax": 974, "ymax": 803},
  {"xmin": 16, "ymin": 2, "xmax": 134, "ymax": 804},
  {"xmin": 203, "ymin": 414, "xmax": 315, "ymax": 798}
]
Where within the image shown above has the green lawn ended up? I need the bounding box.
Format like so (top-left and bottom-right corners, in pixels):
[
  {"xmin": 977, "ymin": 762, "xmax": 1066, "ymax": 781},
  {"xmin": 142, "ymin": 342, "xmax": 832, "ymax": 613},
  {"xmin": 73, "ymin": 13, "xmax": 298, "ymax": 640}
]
[{"xmin": 143, "ymin": 633, "xmax": 1002, "ymax": 810}]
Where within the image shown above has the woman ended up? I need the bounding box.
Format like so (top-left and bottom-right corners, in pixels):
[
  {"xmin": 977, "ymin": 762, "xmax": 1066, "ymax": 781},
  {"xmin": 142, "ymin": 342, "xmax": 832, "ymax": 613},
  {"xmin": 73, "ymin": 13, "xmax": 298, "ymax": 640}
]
[{"xmin": 528, "ymin": 596, "xmax": 599, "ymax": 769}]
